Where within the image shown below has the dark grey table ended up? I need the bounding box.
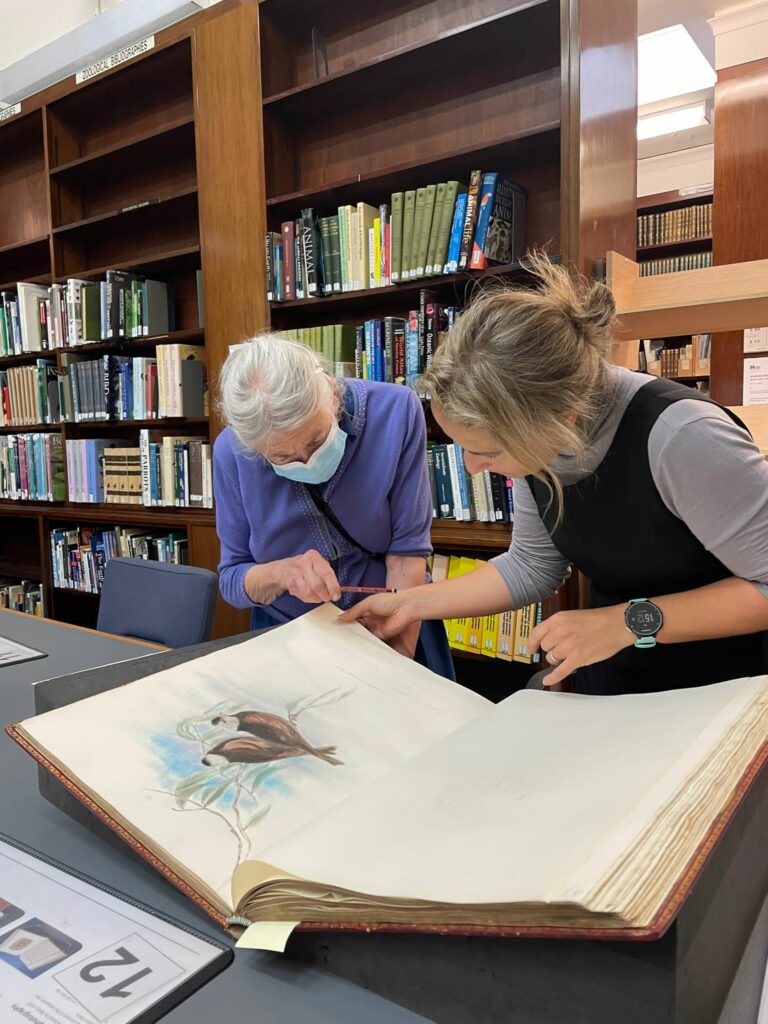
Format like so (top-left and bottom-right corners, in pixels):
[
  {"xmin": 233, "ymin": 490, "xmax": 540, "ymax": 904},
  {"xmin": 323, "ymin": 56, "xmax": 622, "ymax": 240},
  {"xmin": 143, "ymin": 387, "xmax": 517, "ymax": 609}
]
[{"xmin": 0, "ymin": 609, "xmax": 431, "ymax": 1024}]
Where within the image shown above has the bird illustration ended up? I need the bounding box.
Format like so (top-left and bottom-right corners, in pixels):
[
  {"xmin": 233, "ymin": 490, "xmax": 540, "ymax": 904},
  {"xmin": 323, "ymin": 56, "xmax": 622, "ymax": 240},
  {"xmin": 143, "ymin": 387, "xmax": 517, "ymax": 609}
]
[
  {"xmin": 211, "ymin": 710, "xmax": 340, "ymax": 757},
  {"xmin": 202, "ymin": 734, "xmax": 343, "ymax": 768}
]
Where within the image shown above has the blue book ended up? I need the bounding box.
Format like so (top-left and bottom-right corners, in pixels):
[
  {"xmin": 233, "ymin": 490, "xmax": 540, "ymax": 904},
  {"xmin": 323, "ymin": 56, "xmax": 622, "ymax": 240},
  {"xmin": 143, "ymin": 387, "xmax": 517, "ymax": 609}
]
[
  {"xmin": 405, "ymin": 313, "xmax": 419, "ymax": 389},
  {"xmin": 373, "ymin": 320, "xmax": 384, "ymax": 382},
  {"xmin": 469, "ymin": 172, "xmax": 500, "ymax": 270},
  {"xmin": 364, "ymin": 321, "xmax": 373, "ymax": 381},
  {"xmin": 149, "ymin": 442, "xmax": 159, "ymax": 505},
  {"xmin": 454, "ymin": 444, "xmax": 471, "ymax": 520},
  {"xmin": 34, "ymin": 434, "xmax": 45, "ymax": 500},
  {"xmin": 444, "ymin": 193, "xmax": 468, "ymax": 274}
]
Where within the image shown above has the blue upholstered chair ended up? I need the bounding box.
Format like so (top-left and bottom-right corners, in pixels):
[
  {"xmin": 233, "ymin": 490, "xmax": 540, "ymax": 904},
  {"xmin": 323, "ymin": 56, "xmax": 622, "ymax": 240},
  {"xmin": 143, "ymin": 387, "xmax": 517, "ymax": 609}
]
[{"xmin": 97, "ymin": 557, "xmax": 218, "ymax": 648}]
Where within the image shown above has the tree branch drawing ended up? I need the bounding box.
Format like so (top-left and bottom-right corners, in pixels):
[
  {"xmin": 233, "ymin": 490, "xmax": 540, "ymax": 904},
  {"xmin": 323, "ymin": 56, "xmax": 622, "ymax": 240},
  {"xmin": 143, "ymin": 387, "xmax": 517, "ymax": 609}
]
[{"xmin": 147, "ymin": 687, "xmax": 354, "ymax": 874}]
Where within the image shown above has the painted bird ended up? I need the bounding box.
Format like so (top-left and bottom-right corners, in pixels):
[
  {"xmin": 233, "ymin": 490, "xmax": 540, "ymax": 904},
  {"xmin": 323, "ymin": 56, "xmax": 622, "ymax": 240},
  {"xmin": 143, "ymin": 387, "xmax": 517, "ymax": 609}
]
[
  {"xmin": 202, "ymin": 735, "xmax": 343, "ymax": 768},
  {"xmin": 211, "ymin": 710, "xmax": 341, "ymax": 761}
]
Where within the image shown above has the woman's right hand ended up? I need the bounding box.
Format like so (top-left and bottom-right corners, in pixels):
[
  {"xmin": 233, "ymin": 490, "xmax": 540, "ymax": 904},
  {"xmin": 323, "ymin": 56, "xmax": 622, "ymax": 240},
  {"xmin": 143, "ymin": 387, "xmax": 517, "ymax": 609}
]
[
  {"xmin": 278, "ymin": 549, "xmax": 342, "ymax": 604},
  {"xmin": 339, "ymin": 591, "xmax": 419, "ymax": 642}
]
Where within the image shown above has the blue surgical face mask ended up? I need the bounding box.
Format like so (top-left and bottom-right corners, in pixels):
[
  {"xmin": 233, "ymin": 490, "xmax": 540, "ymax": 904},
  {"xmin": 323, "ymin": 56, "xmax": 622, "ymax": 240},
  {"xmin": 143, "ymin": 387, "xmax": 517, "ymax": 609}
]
[{"xmin": 269, "ymin": 421, "xmax": 347, "ymax": 484}]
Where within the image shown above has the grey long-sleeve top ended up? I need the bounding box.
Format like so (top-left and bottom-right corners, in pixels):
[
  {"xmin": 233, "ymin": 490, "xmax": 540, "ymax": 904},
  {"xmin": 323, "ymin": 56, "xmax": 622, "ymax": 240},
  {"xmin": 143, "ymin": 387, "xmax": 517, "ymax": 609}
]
[{"xmin": 491, "ymin": 366, "xmax": 768, "ymax": 605}]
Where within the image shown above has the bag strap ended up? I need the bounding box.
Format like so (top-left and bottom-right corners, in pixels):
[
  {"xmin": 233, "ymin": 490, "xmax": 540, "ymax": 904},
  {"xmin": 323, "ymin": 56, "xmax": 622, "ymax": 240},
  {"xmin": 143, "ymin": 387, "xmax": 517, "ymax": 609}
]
[{"xmin": 304, "ymin": 484, "xmax": 385, "ymax": 559}]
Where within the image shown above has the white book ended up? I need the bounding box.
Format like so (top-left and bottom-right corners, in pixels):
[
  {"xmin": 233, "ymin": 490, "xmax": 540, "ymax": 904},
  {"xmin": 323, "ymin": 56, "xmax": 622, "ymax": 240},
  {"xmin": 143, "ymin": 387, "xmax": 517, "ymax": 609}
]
[{"xmin": 16, "ymin": 283, "xmax": 48, "ymax": 353}]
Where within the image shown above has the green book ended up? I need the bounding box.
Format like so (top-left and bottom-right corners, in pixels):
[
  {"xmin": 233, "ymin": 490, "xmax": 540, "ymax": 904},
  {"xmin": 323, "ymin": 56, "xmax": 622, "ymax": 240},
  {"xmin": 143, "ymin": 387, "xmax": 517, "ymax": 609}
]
[
  {"xmin": 400, "ymin": 190, "xmax": 417, "ymax": 282},
  {"xmin": 416, "ymin": 183, "xmax": 437, "ymax": 277},
  {"xmin": 425, "ymin": 183, "xmax": 447, "ymax": 276},
  {"xmin": 334, "ymin": 324, "xmax": 356, "ymax": 363},
  {"xmin": 319, "ymin": 217, "xmax": 334, "ymax": 296},
  {"xmin": 433, "ymin": 180, "xmax": 463, "ymax": 275},
  {"xmin": 390, "ymin": 192, "xmax": 404, "ymax": 282},
  {"xmin": 313, "ymin": 325, "xmax": 322, "ymax": 353},
  {"xmin": 337, "ymin": 206, "xmax": 348, "ymax": 292},
  {"xmin": 410, "ymin": 187, "xmax": 427, "ymax": 280},
  {"xmin": 329, "ymin": 216, "xmax": 342, "ymax": 293},
  {"xmin": 81, "ymin": 284, "xmax": 101, "ymax": 344},
  {"xmin": 321, "ymin": 324, "xmax": 335, "ymax": 362}
]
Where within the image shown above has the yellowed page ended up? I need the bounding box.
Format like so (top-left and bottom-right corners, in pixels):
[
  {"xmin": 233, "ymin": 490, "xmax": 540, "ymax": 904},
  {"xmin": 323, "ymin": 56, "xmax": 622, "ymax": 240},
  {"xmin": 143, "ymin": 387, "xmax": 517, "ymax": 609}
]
[
  {"xmin": 18, "ymin": 605, "xmax": 488, "ymax": 910},
  {"xmin": 237, "ymin": 676, "xmax": 767, "ymax": 910}
]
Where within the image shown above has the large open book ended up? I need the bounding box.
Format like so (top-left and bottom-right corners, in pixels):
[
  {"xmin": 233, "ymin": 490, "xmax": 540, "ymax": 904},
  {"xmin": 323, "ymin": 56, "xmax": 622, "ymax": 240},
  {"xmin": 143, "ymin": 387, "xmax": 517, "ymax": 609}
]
[{"xmin": 7, "ymin": 606, "xmax": 768, "ymax": 940}]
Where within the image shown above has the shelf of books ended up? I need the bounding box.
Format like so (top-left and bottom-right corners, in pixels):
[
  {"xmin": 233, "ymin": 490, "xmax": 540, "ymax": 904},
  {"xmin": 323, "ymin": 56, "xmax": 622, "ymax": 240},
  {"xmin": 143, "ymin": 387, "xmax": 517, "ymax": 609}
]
[
  {"xmin": 263, "ymin": 0, "xmax": 602, "ymax": 540},
  {"xmin": 257, "ymin": 0, "xmax": 637, "ymax": 671},
  {"xmin": 0, "ymin": 4, "xmax": 266, "ymax": 635},
  {"xmin": 636, "ymin": 187, "xmax": 713, "ymax": 276}
]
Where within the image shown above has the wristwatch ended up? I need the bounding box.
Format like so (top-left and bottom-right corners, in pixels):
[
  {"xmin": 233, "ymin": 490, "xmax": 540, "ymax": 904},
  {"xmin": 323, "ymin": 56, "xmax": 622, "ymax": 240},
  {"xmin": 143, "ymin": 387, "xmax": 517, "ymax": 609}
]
[{"xmin": 624, "ymin": 598, "xmax": 663, "ymax": 649}]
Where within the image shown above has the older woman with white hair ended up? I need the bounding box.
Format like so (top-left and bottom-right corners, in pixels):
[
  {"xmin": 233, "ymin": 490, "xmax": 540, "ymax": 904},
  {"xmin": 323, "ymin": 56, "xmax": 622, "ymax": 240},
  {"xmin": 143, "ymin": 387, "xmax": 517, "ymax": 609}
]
[{"xmin": 214, "ymin": 333, "xmax": 454, "ymax": 678}]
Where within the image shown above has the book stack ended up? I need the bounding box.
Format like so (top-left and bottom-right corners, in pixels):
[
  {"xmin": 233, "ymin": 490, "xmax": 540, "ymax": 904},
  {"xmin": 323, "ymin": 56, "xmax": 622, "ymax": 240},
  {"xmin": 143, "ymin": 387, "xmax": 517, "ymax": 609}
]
[
  {"xmin": 0, "ymin": 434, "xmax": 65, "ymax": 501},
  {"xmin": 644, "ymin": 334, "xmax": 711, "ymax": 379},
  {"xmin": 429, "ymin": 444, "xmax": 513, "ymax": 523},
  {"xmin": 50, "ymin": 525, "xmax": 189, "ymax": 594},
  {"xmin": 0, "ymin": 274, "xmax": 182, "ymax": 354},
  {"xmin": 281, "ymin": 295, "xmax": 460, "ymax": 387},
  {"xmin": 640, "ymin": 252, "xmax": 712, "ymax": 276},
  {"xmin": 56, "ymin": 344, "xmax": 207, "ymax": 424},
  {"xmin": 68, "ymin": 434, "xmax": 213, "ymax": 508},
  {"xmin": 275, "ymin": 324, "xmax": 356, "ymax": 376},
  {"xmin": 266, "ymin": 171, "xmax": 526, "ymax": 301},
  {"xmin": 0, "ymin": 361, "xmax": 59, "ymax": 426},
  {"xmin": 432, "ymin": 553, "xmax": 539, "ymax": 662},
  {"xmin": 0, "ymin": 578, "xmax": 44, "ymax": 617},
  {"xmin": 637, "ymin": 202, "xmax": 712, "ymax": 246}
]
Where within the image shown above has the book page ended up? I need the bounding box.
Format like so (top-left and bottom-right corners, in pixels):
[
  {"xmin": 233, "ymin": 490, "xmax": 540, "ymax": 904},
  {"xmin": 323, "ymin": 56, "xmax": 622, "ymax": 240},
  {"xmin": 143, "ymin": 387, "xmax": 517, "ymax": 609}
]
[
  {"xmin": 17, "ymin": 606, "xmax": 488, "ymax": 911},
  {"xmin": 237, "ymin": 675, "xmax": 766, "ymax": 910}
]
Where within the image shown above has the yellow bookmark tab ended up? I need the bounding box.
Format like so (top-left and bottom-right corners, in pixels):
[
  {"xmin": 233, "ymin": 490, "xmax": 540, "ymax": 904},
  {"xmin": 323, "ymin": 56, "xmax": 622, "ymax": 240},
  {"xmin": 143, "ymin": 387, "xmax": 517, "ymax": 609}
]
[{"xmin": 236, "ymin": 921, "xmax": 301, "ymax": 952}]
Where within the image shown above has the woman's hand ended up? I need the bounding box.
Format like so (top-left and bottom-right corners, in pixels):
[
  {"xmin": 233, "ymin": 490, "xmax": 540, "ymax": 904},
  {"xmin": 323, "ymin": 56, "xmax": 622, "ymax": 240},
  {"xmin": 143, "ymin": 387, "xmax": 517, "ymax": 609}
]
[
  {"xmin": 529, "ymin": 606, "xmax": 633, "ymax": 686},
  {"xmin": 339, "ymin": 591, "xmax": 419, "ymax": 643},
  {"xmin": 277, "ymin": 550, "xmax": 341, "ymax": 604}
]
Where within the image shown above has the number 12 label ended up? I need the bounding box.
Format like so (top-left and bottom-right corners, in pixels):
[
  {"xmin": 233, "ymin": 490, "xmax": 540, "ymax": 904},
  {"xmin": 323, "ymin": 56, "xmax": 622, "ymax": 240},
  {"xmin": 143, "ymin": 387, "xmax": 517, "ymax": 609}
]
[{"xmin": 55, "ymin": 933, "xmax": 183, "ymax": 1021}]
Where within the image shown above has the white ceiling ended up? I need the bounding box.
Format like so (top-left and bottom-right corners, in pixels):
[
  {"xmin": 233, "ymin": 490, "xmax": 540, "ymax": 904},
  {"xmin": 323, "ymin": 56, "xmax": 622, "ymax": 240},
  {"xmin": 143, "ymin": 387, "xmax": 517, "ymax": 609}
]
[{"xmin": 638, "ymin": 0, "xmax": 719, "ymax": 65}]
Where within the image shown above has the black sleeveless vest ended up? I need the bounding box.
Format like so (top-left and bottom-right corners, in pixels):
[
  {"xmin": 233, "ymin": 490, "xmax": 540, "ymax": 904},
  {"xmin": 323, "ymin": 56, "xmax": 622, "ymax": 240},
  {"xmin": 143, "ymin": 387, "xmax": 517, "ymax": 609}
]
[{"xmin": 526, "ymin": 377, "xmax": 768, "ymax": 695}]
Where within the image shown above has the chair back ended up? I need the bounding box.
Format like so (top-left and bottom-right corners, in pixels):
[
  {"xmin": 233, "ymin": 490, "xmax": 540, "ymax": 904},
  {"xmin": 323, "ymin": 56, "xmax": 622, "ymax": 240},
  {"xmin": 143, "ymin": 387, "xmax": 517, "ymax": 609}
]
[{"xmin": 97, "ymin": 557, "xmax": 218, "ymax": 648}]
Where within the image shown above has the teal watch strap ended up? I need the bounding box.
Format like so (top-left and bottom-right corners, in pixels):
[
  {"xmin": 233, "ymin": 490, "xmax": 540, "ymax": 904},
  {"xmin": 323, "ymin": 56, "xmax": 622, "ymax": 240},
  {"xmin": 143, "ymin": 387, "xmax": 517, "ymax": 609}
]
[
  {"xmin": 627, "ymin": 597, "xmax": 659, "ymax": 649},
  {"xmin": 634, "ymin": 635, "xmax": 657, "ymax": 649}
]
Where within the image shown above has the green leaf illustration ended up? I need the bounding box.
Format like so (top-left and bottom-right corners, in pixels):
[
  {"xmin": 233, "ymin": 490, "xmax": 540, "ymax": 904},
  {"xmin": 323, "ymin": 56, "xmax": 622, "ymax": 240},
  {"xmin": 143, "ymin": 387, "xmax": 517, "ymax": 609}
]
[
  {"xmin": 200, "ymin": 777, "xmax": 234, "ymax": 807},
  {"xmin": 174, "ymin": 768, "xmax": 220, "ymax": 807},
  {"xmin": 244, "ymin": 804, "xmax": 271, "ymax": 829}
]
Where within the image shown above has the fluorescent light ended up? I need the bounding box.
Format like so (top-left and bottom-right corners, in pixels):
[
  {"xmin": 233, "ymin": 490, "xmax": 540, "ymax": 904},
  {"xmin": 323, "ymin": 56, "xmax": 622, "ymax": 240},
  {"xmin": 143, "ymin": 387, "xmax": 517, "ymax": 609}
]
[
  {"xmin": 638, "ymin": 25, "xmax": 716, "ymax": 107},
  {"xmin": 0, "ymin": 0, "xmax": 213, "ymax": 105},
  {"xmin": 637, "ymin": 101, "xmax": 709, "ymax": 141}
]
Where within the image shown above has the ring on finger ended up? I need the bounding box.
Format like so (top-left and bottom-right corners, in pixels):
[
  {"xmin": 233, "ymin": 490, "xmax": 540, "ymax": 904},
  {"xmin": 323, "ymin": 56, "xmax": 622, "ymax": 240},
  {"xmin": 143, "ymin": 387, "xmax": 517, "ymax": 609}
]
[{"xmin": 546, "ymin": 650, "xmax": 561, "ymax": 666}]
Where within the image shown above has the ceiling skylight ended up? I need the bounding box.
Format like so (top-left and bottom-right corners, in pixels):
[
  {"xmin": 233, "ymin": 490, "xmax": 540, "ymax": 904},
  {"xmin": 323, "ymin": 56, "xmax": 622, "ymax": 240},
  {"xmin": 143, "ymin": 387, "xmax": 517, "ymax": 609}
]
[{"xmin": 638, "ymin": 25, "xmax": 716, "ymax": 107}]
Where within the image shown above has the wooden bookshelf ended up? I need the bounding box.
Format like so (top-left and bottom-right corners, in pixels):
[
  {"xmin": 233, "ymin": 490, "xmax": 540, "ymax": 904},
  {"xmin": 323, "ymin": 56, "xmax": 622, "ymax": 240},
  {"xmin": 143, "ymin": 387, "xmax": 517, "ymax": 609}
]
[
  {"xmin": 635, "ymin": 189, "xmax": 713, "ymax": 281},
  {"xmin": 0, "ymin": 1, "xmax": 266, "ymax": 638},
  {"xmin": 259, "ymin": 0, "xmax": 637, "ymax": 555}
]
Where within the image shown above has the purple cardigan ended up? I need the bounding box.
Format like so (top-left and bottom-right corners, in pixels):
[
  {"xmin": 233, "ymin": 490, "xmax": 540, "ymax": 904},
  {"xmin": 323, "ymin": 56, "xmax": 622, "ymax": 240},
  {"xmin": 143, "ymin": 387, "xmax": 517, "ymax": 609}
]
[{"xmin": 214, "ymin": 379, "xmax": 432, "ymax": 622}]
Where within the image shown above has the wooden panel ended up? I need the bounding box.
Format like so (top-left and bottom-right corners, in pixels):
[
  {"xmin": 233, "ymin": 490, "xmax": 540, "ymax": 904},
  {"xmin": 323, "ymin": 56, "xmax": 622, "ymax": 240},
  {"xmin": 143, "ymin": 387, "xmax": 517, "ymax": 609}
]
[
  {"xmin": 46, "ymin": 42, "xmax": 194, "ymax": 166},
  {"xmin": 0, "ymin": 110, "xmax": 48, "ymax": 248},
  {"xmin": 188, "ymin": 523, "xmax": 250, "ymax": 639},
  {"xmin": 194, "ymin": 1, "xmax": 269, "ymax": 441},
  {"xmin": 712, "ymin": 56, "xmax": 768, "ymax": 405},
  {"xmin": 264, "ymin": 0, "xmax": 542, "ymax": 94},
  {"xmin": 561, "ymin": 0, "xmax": 637, "ymax": 274},
  {"xmin": 272, "ymin": 61, "xmax": 560, "ymax": 197},
  {"xmin": 49, "ymin": 122, "xmax": 197, "ymax": 228},
  {"xmin": 607, "ymin": 252, "xmax": 768, "ymax": 341}
]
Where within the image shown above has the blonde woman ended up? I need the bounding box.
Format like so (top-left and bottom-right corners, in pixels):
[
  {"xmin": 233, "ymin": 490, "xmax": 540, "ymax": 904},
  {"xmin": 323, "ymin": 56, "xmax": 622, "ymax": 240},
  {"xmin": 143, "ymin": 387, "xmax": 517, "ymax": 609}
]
[{"xmin": 343, "ymin": 257, "xmax": 768, "ymax": 695}]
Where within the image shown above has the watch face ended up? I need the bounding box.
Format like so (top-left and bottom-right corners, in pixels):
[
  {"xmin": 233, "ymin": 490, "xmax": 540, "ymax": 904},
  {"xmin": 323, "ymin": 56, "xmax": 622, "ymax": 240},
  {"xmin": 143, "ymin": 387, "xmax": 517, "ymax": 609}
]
[{"xmin": 625, "ymin": 601, "xmax": 663, "ymax": 637}]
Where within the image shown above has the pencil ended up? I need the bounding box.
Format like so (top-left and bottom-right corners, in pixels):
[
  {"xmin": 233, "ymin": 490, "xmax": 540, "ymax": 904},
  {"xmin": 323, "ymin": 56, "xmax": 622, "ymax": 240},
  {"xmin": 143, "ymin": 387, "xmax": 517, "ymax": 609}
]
[{"xmin": 338, "ymin": 586, "xmax": 397, "ymax": 594}]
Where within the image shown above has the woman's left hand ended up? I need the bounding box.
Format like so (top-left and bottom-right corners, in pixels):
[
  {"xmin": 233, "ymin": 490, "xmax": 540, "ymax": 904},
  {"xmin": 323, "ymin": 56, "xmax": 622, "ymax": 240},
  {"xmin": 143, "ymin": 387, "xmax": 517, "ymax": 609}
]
[{"xmin": 529, "ymin": 606, "xmax": 634, "ymax": 686}]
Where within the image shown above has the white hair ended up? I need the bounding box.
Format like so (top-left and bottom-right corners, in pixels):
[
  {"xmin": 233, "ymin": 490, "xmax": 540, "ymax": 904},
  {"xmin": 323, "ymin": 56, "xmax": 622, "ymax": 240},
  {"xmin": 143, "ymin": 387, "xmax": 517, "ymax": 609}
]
[{"xmin": 218, "ymin": 333, "xmax": 335, "ymax": 453}]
